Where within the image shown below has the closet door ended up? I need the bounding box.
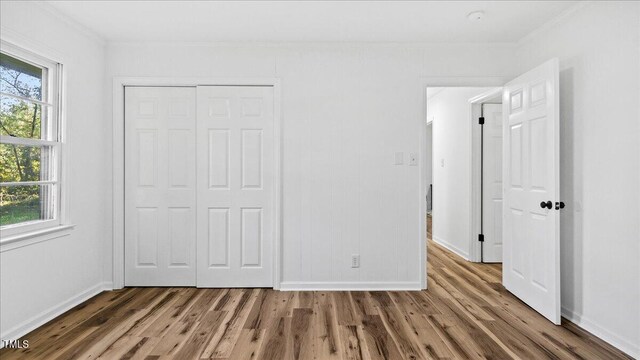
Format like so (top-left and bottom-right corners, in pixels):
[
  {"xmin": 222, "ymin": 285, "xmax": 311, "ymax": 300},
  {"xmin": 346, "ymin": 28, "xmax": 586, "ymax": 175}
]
[
  {"xmin": 124, "ymin": 87, "xmax": 197, "ymax": 286},
  {"xmin": 196, "ymin": 86, "xmax": 274, "ymax": 287}
]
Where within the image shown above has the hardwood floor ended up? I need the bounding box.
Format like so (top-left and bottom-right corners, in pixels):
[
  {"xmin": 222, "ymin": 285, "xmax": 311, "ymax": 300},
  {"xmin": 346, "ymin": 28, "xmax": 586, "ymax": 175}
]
[{"xmin": 1, "ymin": 237, "xmax": 630, "ymax": 359}]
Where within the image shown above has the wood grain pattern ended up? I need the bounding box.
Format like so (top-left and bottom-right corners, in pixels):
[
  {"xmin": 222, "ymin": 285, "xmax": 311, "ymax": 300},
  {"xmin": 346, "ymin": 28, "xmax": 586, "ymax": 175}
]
[{"xmin": 1, "ymin": 231, "xmax": 631, "ymax": 359}]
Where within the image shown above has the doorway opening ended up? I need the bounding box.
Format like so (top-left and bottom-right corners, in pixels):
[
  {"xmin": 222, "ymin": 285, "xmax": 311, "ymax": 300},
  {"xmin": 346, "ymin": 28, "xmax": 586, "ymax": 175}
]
[
  {"xmin": 425, "ymin": 87, "xmax": 503, "ymax": 266},
  {"xmin": 422, "ymin": 59, "xmax": 562, "ymax": 324}
]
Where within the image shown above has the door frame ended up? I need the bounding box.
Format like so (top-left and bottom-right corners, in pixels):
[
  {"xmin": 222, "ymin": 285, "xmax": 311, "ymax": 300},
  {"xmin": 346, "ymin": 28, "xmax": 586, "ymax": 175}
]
[
  {"xmin": 468, "ymin": 87, "xmax": 503, "ymax": 262},
  {"xmin": 419, "ymin": 76, "xmax": 507, "ymax": 289},
  {"xmin": 111, "ymin": 77, "xmax": 283, "ymax": 290}
]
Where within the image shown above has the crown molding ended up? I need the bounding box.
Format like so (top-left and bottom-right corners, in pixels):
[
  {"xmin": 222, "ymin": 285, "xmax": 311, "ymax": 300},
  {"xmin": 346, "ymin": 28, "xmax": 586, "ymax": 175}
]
[
  {"xmin": 37, "ymin": 0, "xmax": 107, "ymax": 46},
  {"xmin": 517, "ymin": 1, "xmax": 592, "ymax": 47},
  {"xmin": 106, "ymin": 40, "xmax": 518, "ymax": 49}
]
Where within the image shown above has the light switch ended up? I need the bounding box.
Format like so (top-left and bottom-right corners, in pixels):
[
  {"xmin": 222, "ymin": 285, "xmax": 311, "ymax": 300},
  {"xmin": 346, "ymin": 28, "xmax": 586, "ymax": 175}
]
[
  {"xmin": 395, "ymin": 152, "xmax": 404, "ymax": 165},
  {"xmin": 351, "ymin": 254, "xmax": 360, "ymax": 268},
  {"xmin": 441, "ymin": 158, "xmax": 445, "ymax": 167},
  {"xmin": 409, "ymin": 153, "xmax": 418, "ymax": 166}
]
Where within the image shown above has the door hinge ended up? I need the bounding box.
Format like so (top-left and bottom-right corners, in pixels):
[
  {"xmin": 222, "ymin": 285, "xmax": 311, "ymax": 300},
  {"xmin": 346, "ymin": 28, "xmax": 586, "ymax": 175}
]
[
  {"xmin": 478, "ymin": 116, "xmax": 485, "ymax": 125},
  {"xmin": 478, "ymin": 234, "xmax": 484, "ymax": 242}
]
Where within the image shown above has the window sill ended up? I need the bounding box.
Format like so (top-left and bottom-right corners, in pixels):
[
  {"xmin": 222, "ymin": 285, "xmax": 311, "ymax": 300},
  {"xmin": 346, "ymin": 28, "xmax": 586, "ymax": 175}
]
[{"xmin": 0, "ymin": 224, "xmax": 76, "ymax": 252}]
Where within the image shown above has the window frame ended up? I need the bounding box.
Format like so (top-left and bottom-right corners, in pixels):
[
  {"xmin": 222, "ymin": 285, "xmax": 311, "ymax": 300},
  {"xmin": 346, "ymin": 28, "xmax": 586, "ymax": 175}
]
[{"xmin": 0, "ymin": 41, "xmax": 65, "ymax": 240}]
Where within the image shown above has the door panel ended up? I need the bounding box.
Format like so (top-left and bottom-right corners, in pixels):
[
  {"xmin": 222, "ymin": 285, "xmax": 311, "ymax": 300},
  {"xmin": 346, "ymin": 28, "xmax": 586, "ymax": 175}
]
[
  {"xmin": 125, "ymin": 87, "xmax": 197, "ymax": 286},
  {"xmin": 208, "ymin": 130, "xmax": 230, "ymax": 188},
  {"xmin": 241, "ymin": 129, "xmax": 263, "ymax": 188},
  {"xmin": 196, "ymin": 86, "xmax": 274, "ymax": 287},
  {"xmin": 208, "ymin": 208, "xmax": 230, "ymax": 267},
  {"xmin": 482, "ymin": 104, "xmax": 503, "ymax": 263},
  {"xmin": 241, "ymin": 208, "xmax": 262, "ymax": 266},
  {"xmin": 168, "ymin": 130, "xmax": 191, "ymax": 187},
  {"xmin": 168, "ymin": 207, "xmax": 193, "ymax": 266},
  {"xmin": 502, "ymin": 58, "xmax": 560, "ymax": 324}
]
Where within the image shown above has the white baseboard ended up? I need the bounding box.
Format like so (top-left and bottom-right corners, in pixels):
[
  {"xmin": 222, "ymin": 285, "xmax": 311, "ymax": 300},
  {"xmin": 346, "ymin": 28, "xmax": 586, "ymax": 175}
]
[
  {"xmin": 101, "ymin": 281, "xmax": 114, "ymax": 291},
  {"xmin": 562, "ymin": 307, "xmax": 638, "ymax": 359},
  {"xmin": 432, "ymin": 236, "xmax": 469, "ymax": 260},
  {"xmin": 279, "ymin": 281, "xmax": 422, "ymax": 291},
  {"xmin": 0, "ymin": 281, "xmax": 110, "ymax": 343}
]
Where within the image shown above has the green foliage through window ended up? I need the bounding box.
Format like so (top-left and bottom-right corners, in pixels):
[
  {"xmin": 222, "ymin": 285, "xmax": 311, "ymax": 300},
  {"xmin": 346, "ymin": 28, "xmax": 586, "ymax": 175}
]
[{"xmin": 0, "ymin": 52, "xmax": 51, "ymax": 227}]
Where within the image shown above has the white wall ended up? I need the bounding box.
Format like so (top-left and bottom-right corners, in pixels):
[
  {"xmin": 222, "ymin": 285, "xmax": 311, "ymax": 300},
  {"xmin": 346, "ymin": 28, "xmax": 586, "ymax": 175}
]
[
  {"xmin": 0, "ymin": 1, "xmax": 108, "ymax": 340},
  {"xmin": 104, "ymin": 43, "xmax": 516, "ymax": 288},
  {"xmin": 517, "ymin": 2, "xmax": 640, "ymax": 356},
  {"xmin": 427, "ymin": 88, "xmax": 491, "ymax": 258}
]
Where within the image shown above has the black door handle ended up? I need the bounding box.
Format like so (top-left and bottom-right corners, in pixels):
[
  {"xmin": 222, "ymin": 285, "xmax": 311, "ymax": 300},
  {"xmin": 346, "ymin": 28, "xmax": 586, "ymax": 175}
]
[
  {"xmin": 555, "ymin": 201, "xmax": 565, "ymax": 210},
  {"xmin": 540, "ymin": 201, "xmax": 552, "ymax": 209}
]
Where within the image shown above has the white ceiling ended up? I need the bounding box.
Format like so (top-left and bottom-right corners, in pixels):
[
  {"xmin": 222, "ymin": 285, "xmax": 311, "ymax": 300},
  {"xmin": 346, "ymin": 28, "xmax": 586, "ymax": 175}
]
[{"xmin": 45, "ymin": 1, "xmax": 579, "ymax": 43}]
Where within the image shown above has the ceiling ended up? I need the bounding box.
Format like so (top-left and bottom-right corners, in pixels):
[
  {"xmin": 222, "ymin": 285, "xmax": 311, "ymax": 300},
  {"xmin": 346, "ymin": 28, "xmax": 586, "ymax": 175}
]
[{"xmin": 45, "ymin": 1, "xmax": 579, "ymax": 43}]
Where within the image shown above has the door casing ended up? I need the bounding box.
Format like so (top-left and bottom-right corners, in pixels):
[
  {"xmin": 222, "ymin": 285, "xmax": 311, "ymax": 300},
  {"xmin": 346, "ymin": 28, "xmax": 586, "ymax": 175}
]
[{"xmin": 112, "ymin": 77, "xmax": 282, "ymax": 290}]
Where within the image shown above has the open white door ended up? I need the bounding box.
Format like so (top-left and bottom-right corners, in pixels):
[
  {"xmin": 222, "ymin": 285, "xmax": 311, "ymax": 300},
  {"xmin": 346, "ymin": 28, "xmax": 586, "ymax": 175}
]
[{"xmin": 502, "ymin": 58, "xmax": 561, "ymax": 324}]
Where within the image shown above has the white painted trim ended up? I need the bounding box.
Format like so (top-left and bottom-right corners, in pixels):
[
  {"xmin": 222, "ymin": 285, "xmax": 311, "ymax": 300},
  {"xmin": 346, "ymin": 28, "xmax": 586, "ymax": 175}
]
[
  {"xmin": 0, "ymin": 27, "xmax": 66, "ymax": 64},
  {"xmin": 419, "ymin": 83, "xmax": 428, "ymax": 290},
  {"xmin": 0, "ymin": 92, "xmax": 55, "ymax": 107},
  {"xmin": 272, "ymin": 82, "xmax": 283, "ymax": 290},
  {"xmin": 0, "ymin": 219, "xmax": 61, "ymax": 240},
  {"xmin": 468, "ymin": 87, "xmax": 503, "ymax": 263},
  {"xmin": 426, "ymin": 87, "xmax": 445, "ymax": 100},
  {"xmin": 112, "ymin": 77, "xmax": 283, "ymax": 290},
  {"xmin": 101, "ymin": 281, "xmax": 114, "ymax": 291},
  {"xmin": 517, "ymin": 2, "xmax": 591, "ymax": 47},
  {"xmin": 112, "ymin": 79, "xmax": 125, "ymax": 290},
  {"xmin": 0, "ymin": 136, "xmax": 60, "ymax": 147},
  {"xmin": 36, "ymin": 0, "xmax": 107, "ymax": 46},
  {"xmin": 108, "ymin": 40, "xmax": 518, "ymax": 49},
  {"xmin": 279, "ymin": 282, "xmax": 422, "ymax": 291},
  {"xmin": 0, "ymin": 282, "xmax": 109, "ymax": 342},
  {"xmin": 426, "ymin": 116, "xmax": 434, "ymax": 125},
  {"xmin": 0, "ymin": 224, "xmax": 74, "ymax": 251},
  {"xmin": 0, "ymin": 181, "xmax": 58, "ymax": 187},
  {"xmin": 432, "ymin": 236, "xmax": 470, "ymax": 261},
  {"xmin": 419, "ymin": 76, "xmax": 508, "ymax": 290},
  {"xmin": 562, "ymin": 307, "xmax": 639, "ymax": 359},
  {"xmin": 468, "ymin": 87, "xmax": 503, "ymax": 105}
]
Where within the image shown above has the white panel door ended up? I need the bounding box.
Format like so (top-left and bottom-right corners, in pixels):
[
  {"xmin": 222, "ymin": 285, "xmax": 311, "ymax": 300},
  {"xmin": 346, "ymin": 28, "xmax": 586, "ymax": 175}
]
[
  {"xmin": 502, "ymin": 58, "xmax": 560, "ymax": 324},
  {"xmin": 482, "ymin": 104, "xmax": 503, "ymax": 263},
  {"xmin": 196, "ymin": 86, "xmax": 274, "ymax": 287},
  {"xmin": 125, "ymin": 87, "xmax": 197, "ymax": 286}
]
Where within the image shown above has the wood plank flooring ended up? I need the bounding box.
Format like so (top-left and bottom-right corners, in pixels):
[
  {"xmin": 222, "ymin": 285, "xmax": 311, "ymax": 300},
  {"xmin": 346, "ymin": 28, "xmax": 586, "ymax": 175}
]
[{"xmin": 1, "ymin": 229, "xmax": 631, "ymax": 359}]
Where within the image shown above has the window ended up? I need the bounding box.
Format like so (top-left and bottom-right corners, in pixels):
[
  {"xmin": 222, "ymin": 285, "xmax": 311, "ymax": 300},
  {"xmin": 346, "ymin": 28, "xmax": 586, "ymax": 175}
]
[{"xmin": 0, "ymin": 43, "xmax": 63, "ymax": 238}]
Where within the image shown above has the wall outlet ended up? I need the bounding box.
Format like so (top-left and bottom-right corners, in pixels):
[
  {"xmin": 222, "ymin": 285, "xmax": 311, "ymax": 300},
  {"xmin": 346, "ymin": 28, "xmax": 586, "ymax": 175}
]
[
  {"xmin": 409, "ymin": 153, "xmax": 418, "ymax": 166},
  {"xmin": 351, "ymin": 254, "xmax": 360, "ymax": 268}
]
